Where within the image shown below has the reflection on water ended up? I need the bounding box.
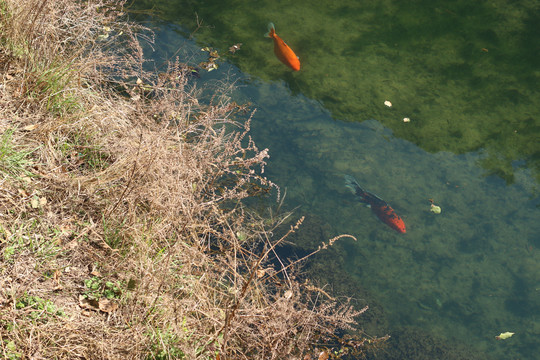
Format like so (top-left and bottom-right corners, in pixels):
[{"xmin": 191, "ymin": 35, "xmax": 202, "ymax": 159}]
[{"xmin": 133, "ymin": 3, "xmax": 540, "ymax": 359}]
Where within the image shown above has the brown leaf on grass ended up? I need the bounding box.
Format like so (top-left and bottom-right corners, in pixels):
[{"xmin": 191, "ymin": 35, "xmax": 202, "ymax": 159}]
[
  {"xmin": 78, "ymin": 295, "xmax": 99, "ymax": 311},
  {"xmin": 52, "ymin": 270, "xmax": 63, "ymax": 291},
  {"xmin": 22, "ymin": 124, "xmax": 37, "ymax": 131},
  {"xmin": 64, "ymin": 240, "xmax": 78, "ymax": 250},
  {"xmin": 79, "ymin": 296, "xmax": 118, "ymax": 314},
  {"xmin": 18, "ymin": 188, "xmax": 29, "ymax": 197},
  {"xmin": 256, "ymin": 269, "xmax": 266, "ymax": 278},
  {"xmin": 318, "ymin": 350, "xmax": 329, "ymax": 360},
  {"xmin": 90, "ymin": 270, "xmax": 101, "ymax": 277},
  {"xmin": 30, "ymin": 196, "xmax": 47, "ymax": 208},
  {"xmin": 98, "ymin": 298, "xmax": 118, "ymax": 313}
]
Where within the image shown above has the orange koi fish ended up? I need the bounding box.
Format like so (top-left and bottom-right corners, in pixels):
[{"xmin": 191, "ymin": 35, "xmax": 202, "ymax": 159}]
[
  {"xmin": 345, "ymin": 175, "xmax": 406, "ymax": 233},
  {"xmin": 265, "ymin": 22, "xmax": 300, "ymax": 71}
]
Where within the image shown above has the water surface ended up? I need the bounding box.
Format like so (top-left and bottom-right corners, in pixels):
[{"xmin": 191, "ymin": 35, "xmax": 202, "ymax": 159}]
[{"xmin": 132, "ymin": 1, "xmax": 540, "ymax": 358}]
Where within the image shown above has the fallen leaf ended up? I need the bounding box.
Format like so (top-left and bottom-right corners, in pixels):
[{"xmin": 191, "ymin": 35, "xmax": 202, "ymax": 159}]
[
  {"xmin": 495, "ymin": 331, "xmax": 514, "ymax": 340},
  {"xmin": 99, "ymin": 298, "xmax": 118, "ymax": 313},
  {"xmin": 284, "ymin": 290, "xmax": 293, "ymax": 300},
  {"xmin": 22, "ymin": 124, "xmax": 37, "ymax": 131},
  {"xmin": 79, "ymin": 295, "xmax": 100, "ymax": 311},
  {"xmin": 318, "ymin": 350, "xmax": 329, "ymax": 360},
  {"xmin": 64, "ymin": 240, "xmax": 78, "ymax": 250},
  {"xmin": 18, "ymin": 188, "xmax": 29, "ymax": 197},
  {"xmin": 256, "ymin": 269, "xmax": 266, "ymax": 278},
  {"xmin": 228, "ymin": 43, "xmax": 242, "ymax": 54},
  {"xmin": 31, "ymin": 196, "xmax": 39, "ymax": 208}
]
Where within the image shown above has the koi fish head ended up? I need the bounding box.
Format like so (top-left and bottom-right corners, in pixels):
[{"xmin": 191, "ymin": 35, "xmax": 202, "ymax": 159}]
[
  {"xmin": 390, "ymin": 218, "xmax": 406, "ymax": 233},
  {"xmin": 381, "ymin": 216, "xmax": 406, "ymax": 233},
  {"xmin": 375, "ymin": 205, "xmax": 406, "ymax": 233}
]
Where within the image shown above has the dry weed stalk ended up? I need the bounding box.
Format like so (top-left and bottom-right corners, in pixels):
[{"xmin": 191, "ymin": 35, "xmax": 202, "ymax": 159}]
[{"xmin": 0, "ymin": 0, "xmax": 381, "ymax": 359}]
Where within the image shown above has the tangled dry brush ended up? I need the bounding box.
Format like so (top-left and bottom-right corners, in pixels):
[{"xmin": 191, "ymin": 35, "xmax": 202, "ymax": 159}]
[{"xmin": 0, "ymin": 0, "xmax": 379, "ymax": 359}]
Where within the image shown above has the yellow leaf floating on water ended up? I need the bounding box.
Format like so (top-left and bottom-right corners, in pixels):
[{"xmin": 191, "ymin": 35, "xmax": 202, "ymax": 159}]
[
  {"xmin": 495, "ymin": 332, "xmax": 514, "ymax": 340},
  {"xmin": 430, "ymin": 204, "xmax": 441, "ymax": 214}
]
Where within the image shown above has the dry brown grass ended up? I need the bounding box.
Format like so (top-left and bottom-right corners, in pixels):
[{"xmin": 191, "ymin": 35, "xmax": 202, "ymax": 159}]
[{"xmin": 0, "ymin": 1, "xmax": 385, "ymax": 359}]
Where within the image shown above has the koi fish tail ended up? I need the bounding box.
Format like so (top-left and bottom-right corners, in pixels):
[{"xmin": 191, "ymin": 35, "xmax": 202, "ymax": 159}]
[
  {"xmin": 344, "ymin": 175, "xmax": 366, "ymax": 198},
  {"xmin": 265, "ymin": 22, "xmax": 275, "ymax": 38}
]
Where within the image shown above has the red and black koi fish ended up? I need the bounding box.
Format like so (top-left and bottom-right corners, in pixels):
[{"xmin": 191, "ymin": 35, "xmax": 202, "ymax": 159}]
[{"xmin": 345, "ymin": 175, "xmax": 406, "ymax": 233}]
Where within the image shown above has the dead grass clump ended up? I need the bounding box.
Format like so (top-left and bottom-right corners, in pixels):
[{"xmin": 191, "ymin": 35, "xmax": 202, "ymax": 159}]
[{"xmin": 0, "ymin": 0, "xmax": 384, "ymax": 359}]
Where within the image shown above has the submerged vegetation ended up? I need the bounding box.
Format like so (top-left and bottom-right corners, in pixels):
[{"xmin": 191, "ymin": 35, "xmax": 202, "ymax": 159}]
[
  {"xmin": 0, "ymin": 0, "xmax": 384, "ymax": 359},
  {"xmin": 139, "ymin": 0, "xmax": 540, "ymax": 186}
]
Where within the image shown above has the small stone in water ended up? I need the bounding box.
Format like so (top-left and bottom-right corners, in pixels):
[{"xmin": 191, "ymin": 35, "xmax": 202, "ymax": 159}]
[{"xmin": 384, "ymin": 100, "xmax": 392, "ymax": 107}]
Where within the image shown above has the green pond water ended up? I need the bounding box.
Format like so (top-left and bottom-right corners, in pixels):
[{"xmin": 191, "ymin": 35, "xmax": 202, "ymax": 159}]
[{"xmin": 132, "ymin": 0, "xmax": 539, "ymax": 358}]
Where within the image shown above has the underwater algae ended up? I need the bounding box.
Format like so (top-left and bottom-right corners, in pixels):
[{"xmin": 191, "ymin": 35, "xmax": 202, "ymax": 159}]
[
  {"xmin": 133, "ymin": 0, "xmax": 540, "ymax": 185},
  {"xmin": 242, "ymin": 78, "xmax": 540, "ymax": 359}
]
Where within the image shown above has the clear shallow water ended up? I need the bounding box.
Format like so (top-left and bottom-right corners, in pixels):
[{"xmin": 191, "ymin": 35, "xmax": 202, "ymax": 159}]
[
  {"xmin": 135, "ymin": 0, "xmax": 540, "ymax": 185},
  {"xmin": 132, "ymin": 2, "xmax": 540, "ymax": 358}
]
